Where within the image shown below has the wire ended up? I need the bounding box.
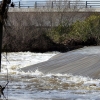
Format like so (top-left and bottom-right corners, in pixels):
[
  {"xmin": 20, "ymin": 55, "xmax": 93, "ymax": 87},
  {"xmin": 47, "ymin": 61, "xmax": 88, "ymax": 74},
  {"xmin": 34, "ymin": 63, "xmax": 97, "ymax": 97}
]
[
  {"xmin": 6, "ymin": 68, "xmax": 8, "ymax": 100},
  {"xmin": 2, "ymin": 54, "xmax": 10, "ymax": 64},
  {"xmin": 4, "ymin": 51, "xmax": 9, "ymax": 100}
]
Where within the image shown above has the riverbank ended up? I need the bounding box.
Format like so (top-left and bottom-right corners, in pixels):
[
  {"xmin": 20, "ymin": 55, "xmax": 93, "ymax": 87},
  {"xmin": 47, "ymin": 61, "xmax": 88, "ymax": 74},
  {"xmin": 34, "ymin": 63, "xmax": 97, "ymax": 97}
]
[{"xmin": 3, "ymin": 14, "xmax": 100, "ymax": 52}]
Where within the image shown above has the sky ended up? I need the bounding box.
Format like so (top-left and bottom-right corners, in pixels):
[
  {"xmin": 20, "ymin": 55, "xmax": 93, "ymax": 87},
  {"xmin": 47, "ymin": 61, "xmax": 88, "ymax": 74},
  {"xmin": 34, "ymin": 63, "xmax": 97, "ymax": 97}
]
[
  {"xmin": 0, "ymin": 0, "xmax": 96, "ymax": 2},
  {"xmin": 12, "ymin": 0, "xmax": 95, "ymax": 1},
  {"xmin": 0, "ymin": 0, "xmax": 96, "ymax": 1}
]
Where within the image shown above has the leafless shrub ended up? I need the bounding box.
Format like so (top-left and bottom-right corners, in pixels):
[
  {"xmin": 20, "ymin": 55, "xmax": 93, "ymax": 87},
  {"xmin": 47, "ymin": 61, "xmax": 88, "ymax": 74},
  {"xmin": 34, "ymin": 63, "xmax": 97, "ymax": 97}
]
[{"xmin": 2, "ymin": 1, "xmax": 93, "ymax": 52}]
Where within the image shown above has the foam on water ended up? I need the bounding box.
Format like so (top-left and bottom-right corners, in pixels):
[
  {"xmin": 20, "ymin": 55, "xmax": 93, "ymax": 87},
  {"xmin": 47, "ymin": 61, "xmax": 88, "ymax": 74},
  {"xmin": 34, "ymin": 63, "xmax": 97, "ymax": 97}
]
[
  {"xmin": 74, "ymin": 46, "xmax": 100, "ymax": 55},
  {"xmin": 1, "ymin": 69, "xmax": 100, "ymax": 100},
  {"xmin": 0, "ymin": 47, "xmax": 100, "ymax": 100}
]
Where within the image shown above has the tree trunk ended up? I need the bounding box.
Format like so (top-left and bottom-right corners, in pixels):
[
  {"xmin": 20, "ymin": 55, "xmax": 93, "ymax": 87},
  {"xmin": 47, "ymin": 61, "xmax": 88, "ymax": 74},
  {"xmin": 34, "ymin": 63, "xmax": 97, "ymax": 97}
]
[{"xmin": 0, "ymin": 22, "xmax": 3, "ymax": 72}]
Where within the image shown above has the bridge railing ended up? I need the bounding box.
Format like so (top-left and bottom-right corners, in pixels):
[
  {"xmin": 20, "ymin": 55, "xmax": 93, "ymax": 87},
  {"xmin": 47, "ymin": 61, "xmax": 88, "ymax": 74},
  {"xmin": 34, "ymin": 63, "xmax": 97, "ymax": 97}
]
[{"xmin": 9, "ymin": 1, "xmax": 100, "ymax": 9}]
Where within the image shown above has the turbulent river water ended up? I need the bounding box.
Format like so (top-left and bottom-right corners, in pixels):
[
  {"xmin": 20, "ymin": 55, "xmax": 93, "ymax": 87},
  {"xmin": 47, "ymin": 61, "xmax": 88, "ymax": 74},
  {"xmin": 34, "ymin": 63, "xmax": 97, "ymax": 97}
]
[{"xmin": 0, "ymin": 48, "xmax": 100, "ymax": 100}]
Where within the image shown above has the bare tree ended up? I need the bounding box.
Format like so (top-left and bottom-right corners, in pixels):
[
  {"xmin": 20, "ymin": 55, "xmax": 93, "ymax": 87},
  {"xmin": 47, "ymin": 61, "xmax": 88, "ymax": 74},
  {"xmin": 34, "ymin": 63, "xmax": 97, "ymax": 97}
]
[
  {"xmin": 0, "ymin": 0, "xmax": 11, "ymax": 71},
  {"xmin": 2, "ymin": 0, "xmax": 94, "ymax": 52}
]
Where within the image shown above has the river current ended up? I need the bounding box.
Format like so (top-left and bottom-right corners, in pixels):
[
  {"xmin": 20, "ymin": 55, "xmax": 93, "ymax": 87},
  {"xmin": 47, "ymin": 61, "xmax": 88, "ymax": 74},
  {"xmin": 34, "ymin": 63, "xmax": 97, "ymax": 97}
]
[{"xmin": 0, "ymin": 47, "xmax": 100, "ymax": 100}]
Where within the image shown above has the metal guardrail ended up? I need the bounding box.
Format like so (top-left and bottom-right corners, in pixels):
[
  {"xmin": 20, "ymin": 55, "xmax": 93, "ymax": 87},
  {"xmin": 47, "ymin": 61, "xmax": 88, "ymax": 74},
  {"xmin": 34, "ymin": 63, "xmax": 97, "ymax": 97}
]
[{"xmin": 9, "ymin": 1, "xmax": 100, "ymax": 9}]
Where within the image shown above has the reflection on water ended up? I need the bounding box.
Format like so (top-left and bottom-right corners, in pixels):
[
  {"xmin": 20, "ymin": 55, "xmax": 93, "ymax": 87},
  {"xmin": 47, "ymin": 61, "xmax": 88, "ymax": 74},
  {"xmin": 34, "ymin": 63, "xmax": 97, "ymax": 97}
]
[{"xmin": 0, "ymin": 51, "xmax": 100, "ymax": 100}]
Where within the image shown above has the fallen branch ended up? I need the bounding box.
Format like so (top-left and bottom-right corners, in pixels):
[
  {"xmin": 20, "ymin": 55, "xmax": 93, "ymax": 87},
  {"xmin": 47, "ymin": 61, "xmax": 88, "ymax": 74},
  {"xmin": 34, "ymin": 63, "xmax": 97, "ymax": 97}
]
[{"xmin": 0, "ymin": 81, "xmax": 9, "ymax": 99}]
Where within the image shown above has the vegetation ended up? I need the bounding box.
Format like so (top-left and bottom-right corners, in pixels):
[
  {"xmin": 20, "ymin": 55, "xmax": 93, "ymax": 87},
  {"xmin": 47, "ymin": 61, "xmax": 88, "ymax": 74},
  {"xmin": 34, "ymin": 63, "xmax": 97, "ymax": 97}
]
[
  {"xmin": 47, "ymin": 21, "xmax": 70, "ymax": 43},
  {"xmin": 3, "ymin": 12, "xmax": 100, "ymax": 52},
  {"xmin": 68, "ymin": 14, "xmax": 100, "ymax": 44},
  {"xmin": 48, "ymin": 14, "xmax": 100, "ymax": 47}
]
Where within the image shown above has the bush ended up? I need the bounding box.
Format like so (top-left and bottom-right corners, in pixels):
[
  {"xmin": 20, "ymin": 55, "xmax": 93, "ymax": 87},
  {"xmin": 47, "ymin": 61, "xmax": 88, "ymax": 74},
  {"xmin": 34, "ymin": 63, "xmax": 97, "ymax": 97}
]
[
  {"xmin": 47, "ymin": 21, "xmax": 70, "ymax": 43},
  {"xmin": 47, "ymin": 14, "xmax": 100, "ymax": 46},
  {"xmin": 68, "ymin": 14, "xmax": 100, "ymax": 44},
  {"xmin": 3, "ymin": 14, "xmax": 100, "ymax": 52}
]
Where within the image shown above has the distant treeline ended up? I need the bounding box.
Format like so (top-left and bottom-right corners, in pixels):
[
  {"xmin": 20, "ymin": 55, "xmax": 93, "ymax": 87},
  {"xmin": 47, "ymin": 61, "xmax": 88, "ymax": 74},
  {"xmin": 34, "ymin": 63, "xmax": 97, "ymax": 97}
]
[{"xmin": 2, "ymin": 12, "xmax": 100, "ymax": 52}]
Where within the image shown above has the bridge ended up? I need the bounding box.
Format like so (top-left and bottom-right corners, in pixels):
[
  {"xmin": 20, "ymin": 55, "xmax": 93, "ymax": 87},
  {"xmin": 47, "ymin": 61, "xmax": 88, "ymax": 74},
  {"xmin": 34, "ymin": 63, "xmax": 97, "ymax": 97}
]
[
  {"xmin": 10, "ymin": 1, "xmax": 100, "ymax": 8},
  {"xmin": 8, "ymin": 1, "xmax": 100, "ymax": 12},
  {"xmin": 6, "ymin": 1, "xmax": 100, "ymax": 28}
]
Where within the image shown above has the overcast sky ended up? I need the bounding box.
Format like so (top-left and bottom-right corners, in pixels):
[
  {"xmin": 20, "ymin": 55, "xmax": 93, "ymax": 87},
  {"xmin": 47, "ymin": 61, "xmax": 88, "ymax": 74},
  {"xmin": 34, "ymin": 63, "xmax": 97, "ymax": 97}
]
[
  {"xmin": 0, "ymin": 0, "xmax": 96, "ymax": 2},
  {"xmin": 12, "ymin": 0, "xmax": 95, "ymax": 1}
]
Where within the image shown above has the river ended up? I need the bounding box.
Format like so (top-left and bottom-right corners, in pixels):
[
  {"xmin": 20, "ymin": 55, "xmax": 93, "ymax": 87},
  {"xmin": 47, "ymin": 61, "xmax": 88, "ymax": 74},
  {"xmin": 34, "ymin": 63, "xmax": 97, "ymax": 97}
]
[{"xmin": 0, "ymin": 47, "xmax": 100, "ymax": 100}]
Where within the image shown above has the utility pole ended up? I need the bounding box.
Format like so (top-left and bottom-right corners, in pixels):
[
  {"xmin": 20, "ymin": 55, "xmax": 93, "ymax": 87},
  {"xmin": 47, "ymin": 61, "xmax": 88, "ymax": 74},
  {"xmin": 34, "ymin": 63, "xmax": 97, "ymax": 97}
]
[{"xmin": 0, "ymin": 0, "xmax": 11, "ymax": 72}]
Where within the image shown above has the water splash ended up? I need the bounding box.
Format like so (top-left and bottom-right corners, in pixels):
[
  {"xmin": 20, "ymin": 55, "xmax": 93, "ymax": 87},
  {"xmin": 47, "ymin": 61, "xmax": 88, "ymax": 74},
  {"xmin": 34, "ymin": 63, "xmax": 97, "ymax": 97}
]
[{"xmin": 0, "ymin": 50, "xmax": 100, "ymax": 99}]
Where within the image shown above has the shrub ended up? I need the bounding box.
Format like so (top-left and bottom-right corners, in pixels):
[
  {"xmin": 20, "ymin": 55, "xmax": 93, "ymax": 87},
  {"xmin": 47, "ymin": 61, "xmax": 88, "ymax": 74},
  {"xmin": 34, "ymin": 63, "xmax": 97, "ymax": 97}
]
[
  {"xmin": 68, "ymin": 14, "xmax": 100, "ymax": 44},
  {"xmin": 47, "ymin": 21, "xmax": 70, "ymax": 43}
]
